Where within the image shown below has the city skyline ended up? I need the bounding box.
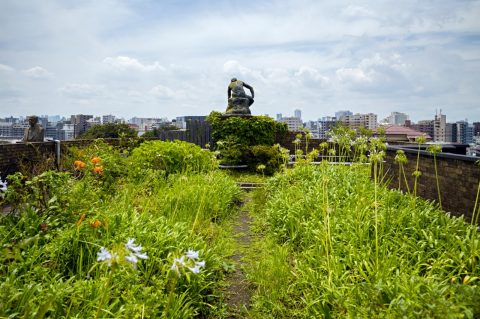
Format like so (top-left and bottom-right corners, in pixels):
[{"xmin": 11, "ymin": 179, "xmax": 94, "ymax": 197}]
[{"xmin": 1, "ymin": 1, "xmax": 480, "ymax": 122}]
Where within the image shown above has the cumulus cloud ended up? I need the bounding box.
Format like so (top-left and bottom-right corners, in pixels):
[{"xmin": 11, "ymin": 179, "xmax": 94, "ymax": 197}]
[
  {"xmin": 223, "ymin": 60, "xmax": 266, "ymax": 83},
  {"xmin": 22, "ymin": 66, "xmax": 52, "ymax": 79},
  {"xmin": 103, "ymin": 56, "xmax": 165, "ymax": 72},
  {"xmin": 0, "ymin": 0, "xmax": 479, "ymax": 122},
  {"xmin": 294, "ymin": 67, "xmax": 330, "ymax": 87}
]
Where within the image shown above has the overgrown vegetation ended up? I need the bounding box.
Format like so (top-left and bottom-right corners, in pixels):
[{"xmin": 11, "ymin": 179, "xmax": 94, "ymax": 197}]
[
  {"xmin": 0, "ymin": 140, "xmax": 241, "ymax": 318},
  {"xmin": 207, "ymin": 111, "xmax": 288, "ymax": 174},
  {"xmin": 245, "ymin": 164, "xmax": 480, "ymax": 318}
]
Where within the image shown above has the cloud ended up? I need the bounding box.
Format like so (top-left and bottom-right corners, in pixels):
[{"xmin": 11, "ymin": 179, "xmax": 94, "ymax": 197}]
[
  {"xmin": 294, "ymin": 67, "xmax": 330, "ymax": 87},
  {"xmin": 223, "ymin": 60, "xmax": 266, "ymax": 83},
  {"xmin": 22, "ymin": 66, "xmax": 52, "ymax": 79},
  {"xmin": 103, "ymin": 56, "xmax": 165, "ymax": 72},
  {"xmin": 58, "ymin": 83, "xmax": 105, "ymax": 100},
  {"xmin": 0, "ymin": 63, "xmax": 15, "ymax": 72},
  {"xmin": 341, "ymin": 5, "xmax": 376, "ymax": 18},
  {"xmin": 149, "ymin": 85, "xmax": 175, "ymax": 99}
]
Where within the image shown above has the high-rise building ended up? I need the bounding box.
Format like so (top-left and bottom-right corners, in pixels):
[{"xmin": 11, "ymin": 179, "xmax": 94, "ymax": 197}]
[
  {"xmin": 276, "ymin": 113, "xmax": 283, "ymax": 121},
  {"xmin": 61, "ymin": 124, "xmax": 75, "ymax": 140},
  {"xmin": 473, "ymin": 122, "xmax": 480, "ymax": 137},
  {"xmin": 278, "ymin": 117, "xmax": 303, "ymax": 131},
  {"xmin": 71, "ymin": 114, "xmax": 93, "ymax": 138},
  {"xmin": 445, "ymin": 123, "xmax": 455, "ymax": 142},
  {"xmin": 385, "ymin": 112, "xmax": 409, "ymax": 125},
  {"xmin": 102, "ymin": 114, "xmax": 116, "ymax": 124},
  {"xmin": 294, "ymin": 109, "xmax": 302, "ymax": 120},
  {"xmin": 335, "ymin": 110, "xmax": 353, "ymax": 121},
  {"xmin": 433, "ymin": 110, "xmax": 446, "ymax": 142},
  {"xmin": 318, "ymin": 117, "xmax": 338, "ymax": 139},
  {"xmin": 411, "ymin": 120, "xmax": 434, "ymax": 139},
  {"xmin": 342, "ymin": 113, "xmax": 378, "ymax": 130},
  {"xmin": 304, "ymin": 121, "xmax": 319, "ymax": 138}
]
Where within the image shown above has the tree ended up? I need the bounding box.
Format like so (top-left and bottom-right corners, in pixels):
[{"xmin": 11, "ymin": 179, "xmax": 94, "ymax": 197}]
[{"xmin": 79, "ymin": 123, "xmax": 137, "ymax": 139}]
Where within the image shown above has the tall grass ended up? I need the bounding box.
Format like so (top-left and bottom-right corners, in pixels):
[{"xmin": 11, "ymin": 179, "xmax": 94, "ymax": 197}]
[{"xmin": 246, "ymin": 164, "xmax": 480, "ymax": 318}]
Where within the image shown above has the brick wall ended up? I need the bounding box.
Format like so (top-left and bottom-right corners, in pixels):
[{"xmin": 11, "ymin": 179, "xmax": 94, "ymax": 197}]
[
  {"xmin": 384, "ymin": 146, "xmax": 480, "ymax": 222},
  {"xmin": 275, "ymin": 131, "xmax": 328, "ymax": 154},
  {"xmin": 0, "ymin": 138, "xmax": 161, "ymax": 177}
]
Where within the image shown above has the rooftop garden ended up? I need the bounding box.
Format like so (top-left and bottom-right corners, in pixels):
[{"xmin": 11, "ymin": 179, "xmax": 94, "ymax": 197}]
[{"xmin": 0, "ymin": 120, "xmax": 479, "ymax": 318}]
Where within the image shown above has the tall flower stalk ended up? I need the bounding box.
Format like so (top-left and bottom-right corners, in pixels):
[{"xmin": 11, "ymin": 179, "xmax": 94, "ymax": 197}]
[
  {"xmin": 472, "ymin": 160, "xmax": 480, "ymax": 226},
  {"xmin": 427, "ymin": 144, "xmax": 443, "ymax": 209},
  {"xmin": 394, "ymin": 150, "xmax": 410, "ymax": 193},
  {"xmin": 369, "ymin": 146, "xmax": 385, "ymax": 272},
  {"xmin": 413, "ymin": 136, "xmax": 427, "ymax": 197}
]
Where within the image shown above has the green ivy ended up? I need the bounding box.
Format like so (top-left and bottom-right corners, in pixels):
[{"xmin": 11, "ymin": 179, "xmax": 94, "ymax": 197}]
[{"xmin": 207, "ymin": 111, "xmax": 287, "ymax": 147}]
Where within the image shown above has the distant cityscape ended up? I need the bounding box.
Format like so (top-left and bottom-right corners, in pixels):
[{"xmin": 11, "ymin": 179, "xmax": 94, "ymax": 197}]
[{"xmin": 1, "ymin": 111, "xmax": 479, "ymax": 151}]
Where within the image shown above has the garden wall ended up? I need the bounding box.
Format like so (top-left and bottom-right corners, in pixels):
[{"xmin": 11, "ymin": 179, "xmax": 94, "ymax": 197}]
[
  {"xmin": 275, "ymin": 131, "xmax": 327, "ymax": 154},
  {"xmin": 384, "ymin": 145, "xmax": 480, "ymax": 222},
  {"xmin": 0, "ymin": 138, "xmax": 160, "ymax": 177}
]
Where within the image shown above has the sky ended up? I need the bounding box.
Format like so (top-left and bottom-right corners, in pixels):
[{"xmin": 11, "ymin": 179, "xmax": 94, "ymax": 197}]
[{"xmin": 0, "ymin": 0, "xmax": 479, "ymax": 123}]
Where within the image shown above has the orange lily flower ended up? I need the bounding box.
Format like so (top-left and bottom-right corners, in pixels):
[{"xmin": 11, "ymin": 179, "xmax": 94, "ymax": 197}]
[
  {"xmin": 90, "ymin": 220, "xmax": 102, "ymax": 228},
  {"xmin": 93, "ymin": 166, "xmax": 104, "ymax": 173},
  {"xmin": 91, "ymin": 157, "xmax": 102, "ymax": 164},
  {"xmin": 74, "ymin": 160, "xmax": 86, "ymax": 169}
]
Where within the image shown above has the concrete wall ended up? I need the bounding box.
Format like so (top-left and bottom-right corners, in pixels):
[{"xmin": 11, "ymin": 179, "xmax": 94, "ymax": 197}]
[{"xmin": 384, "ymin": 146, "xmax": 480, "ymax": 222}]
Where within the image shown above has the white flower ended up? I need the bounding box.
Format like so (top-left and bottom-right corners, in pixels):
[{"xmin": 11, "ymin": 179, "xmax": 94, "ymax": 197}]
[
  {"xmin": 0, "ymin": 179, "xmax": 7, "ymax": 192},
  {"xmin": 135, "ymin": 252, "xmax": 148, "ymax": 260},
  {"xmin": 97, "ymin": 247, "xmax": 112, "ymax": 262},
  {"xmin": 171, "ymin": 256, "xmax": 186, "ymax": 273},
  {"xmin": 185, "ymin": 249, "xmax": 199, "ymax": 260},
  {"xmin": 188, "ymin": 260, "xmax": 206, "ymax": 274},
  {"xmin": 125, "ymin": 238, "xmax": 143, "ymax": 253},
  {"xmin": 188, "ymin": 265, "xmax": 202, "ymax": 274},
  {"xmin": 126, "ymin": 254, "xmax": 138, "ymax": 264}
]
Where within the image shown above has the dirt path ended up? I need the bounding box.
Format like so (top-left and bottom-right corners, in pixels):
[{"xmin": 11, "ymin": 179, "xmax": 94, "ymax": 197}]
[{"xmin": 224, "ymin": 192, "xmax": 254, "ymax": 318}]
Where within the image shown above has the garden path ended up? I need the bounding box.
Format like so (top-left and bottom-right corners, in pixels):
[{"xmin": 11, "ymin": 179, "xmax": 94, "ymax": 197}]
[{"xmin": 224, "ymin": 192, "xmax": 254, "ymax": 318}]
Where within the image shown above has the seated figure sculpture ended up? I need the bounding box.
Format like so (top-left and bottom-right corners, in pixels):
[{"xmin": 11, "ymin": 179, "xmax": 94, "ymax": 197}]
[
  {"xmin": 23, "ymin": 115, "xmax": 45, "ymax": 142},
  {"xmin": 225, "ymin": 78, "xmax": 254, "ymax": 115}
]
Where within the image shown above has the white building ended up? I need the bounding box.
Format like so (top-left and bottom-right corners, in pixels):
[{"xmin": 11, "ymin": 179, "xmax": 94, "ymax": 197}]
[
  {"xmin": 294, "ymin": 109, "xmax": 302, "ymax": 120},
  {"xmin": 61, "ymin": 124, "xmax": 75, "ymax": 140},
  {"xmin": 433, "ymin": 110, "xmax": 446, "ymax": 142},
  {"xmin": 342, "ymin": 113, "xmax": 378, "ymax": 130},
  {"xmin": 279, "ymin": 117, "xmax": 303, "ymax": 131},
  {"xmin": 102, "ymin": 114, "xmax": 116, "ymax": 124},
  {"xmin": 385, "ymin": 112, "xmax": 409, "ymax": 125},
  {"xmin": 335, "ymin": 110, "xmax": 353, "ymax": 121}
]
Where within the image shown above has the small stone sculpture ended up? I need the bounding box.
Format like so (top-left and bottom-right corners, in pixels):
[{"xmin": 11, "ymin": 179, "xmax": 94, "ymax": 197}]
[
  {"xmin": 225, "ymin": 78, "xmax": 254, "ymax": 115},
  {"xmin": 23, "ymin": 115, "xmax": 45, "ymax": 142}
]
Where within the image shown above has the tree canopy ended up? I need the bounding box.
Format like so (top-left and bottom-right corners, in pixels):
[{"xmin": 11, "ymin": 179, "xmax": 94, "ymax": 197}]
[{"xmin": 79, "ymin": 123, "xmax": 137, "ymax": 139}]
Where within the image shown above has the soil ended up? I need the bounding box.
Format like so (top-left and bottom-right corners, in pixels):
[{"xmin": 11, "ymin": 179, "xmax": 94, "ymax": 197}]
[{"xmin": 224, "ymin": 193, "xmax": 254, "ymax": 318}]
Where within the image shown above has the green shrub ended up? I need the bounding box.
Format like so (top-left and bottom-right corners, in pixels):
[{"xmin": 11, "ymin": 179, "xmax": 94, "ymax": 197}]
[
  {"xmin": 207, "ymin": 111, "xmax": 287, "ymax": 147},
  {"xmin": 128, "ymin": 140, "xmax": 217, "ymax": 176},
  {"xmin": 246, "ymin": 145, "xmax": 283, "ymax": 175}
]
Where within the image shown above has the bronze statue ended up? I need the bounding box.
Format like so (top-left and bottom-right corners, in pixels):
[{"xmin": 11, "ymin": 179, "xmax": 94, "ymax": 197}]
[
  {"xmin": 23, "ymin": 115, "xmax": 45, "ymax": 142},
  {"xmin": 225, "ymin": 78, "xmax": 254, "ymax": 115}
]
